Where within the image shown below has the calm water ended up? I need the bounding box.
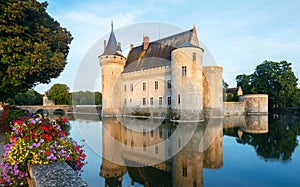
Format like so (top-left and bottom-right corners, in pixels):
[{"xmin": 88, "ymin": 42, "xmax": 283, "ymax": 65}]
[{"xmin": 69, "ymin": 112, "xmax": 300, "ymax": 187}]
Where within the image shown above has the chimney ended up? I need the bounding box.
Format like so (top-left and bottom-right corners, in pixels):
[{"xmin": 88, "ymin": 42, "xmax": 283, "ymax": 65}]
[
  {"xmin": 104, "ymin": 40, "xmax": 107, "ymax": 49},
  {"xmin": 143, "ymin": 36, "xmax": 149, "ymax": 50},
  {"xmin": 130, "ymin": 44, "xmax": 134, "ymax": 51}
]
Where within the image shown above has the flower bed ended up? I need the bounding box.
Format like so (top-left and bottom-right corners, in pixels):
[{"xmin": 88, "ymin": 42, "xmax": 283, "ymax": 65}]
[{"xmin": 0, "ymin": 114, "xmax": 86, "ymax": 186}]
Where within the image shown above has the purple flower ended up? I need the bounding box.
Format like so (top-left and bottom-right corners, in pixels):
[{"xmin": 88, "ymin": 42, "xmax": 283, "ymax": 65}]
[
  {"xmin": 40, "ymin": 139, "xmax": 44, "ymax": 143},
  {"xmin": 29, "ymin": 146, "xmax": 33, "ymax": 149},
  {"xmin": 31, "ymin": 119, "xmax": 36, "ymax": 124}
]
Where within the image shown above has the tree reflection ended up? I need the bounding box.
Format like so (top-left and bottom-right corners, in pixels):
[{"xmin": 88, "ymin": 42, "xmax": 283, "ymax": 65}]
[{"xmin": 237, "ymin": 112, "xmax": 300, "ymax": 162}]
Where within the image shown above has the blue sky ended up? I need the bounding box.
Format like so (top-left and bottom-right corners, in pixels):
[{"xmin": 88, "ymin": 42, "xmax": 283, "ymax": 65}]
[{"xmin": 34, "ymin": 0, "xmax": 300, "ymax": 93}]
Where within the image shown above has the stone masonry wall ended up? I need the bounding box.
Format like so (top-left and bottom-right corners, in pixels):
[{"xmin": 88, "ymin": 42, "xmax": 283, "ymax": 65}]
[{"xmin": 224, "ymin": 102, "xmax": 245, "ymax": 116}]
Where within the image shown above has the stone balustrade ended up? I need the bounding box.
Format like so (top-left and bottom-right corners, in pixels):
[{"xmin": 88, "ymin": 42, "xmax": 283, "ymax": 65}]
[{"xmin": 28, "ymin": 162, "xmax": 88, "ymax": 187}]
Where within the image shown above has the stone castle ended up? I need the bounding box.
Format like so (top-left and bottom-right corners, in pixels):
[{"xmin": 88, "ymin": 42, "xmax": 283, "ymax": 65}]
[{"xmin": 99, "ymin": 24, "xmax": 223, "ymax": 121}]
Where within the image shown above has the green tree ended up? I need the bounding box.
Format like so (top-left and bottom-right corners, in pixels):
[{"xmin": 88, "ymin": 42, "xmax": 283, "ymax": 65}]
[
  {"xmin": 236, "ymin": 74, "xmax": 252, "ymax": 94},
  {"xmin": 72, "ymin": 91, "xmax": 102, "ymax": 105},
  {"xmin": 94, "ymin": 91, "xmax": 102, "ymax": 105},
  {"xmin": 0, "ymin": 0, "xmax": 73, "ymax": 102},
  {"xmin": 14, "ymin": 89, "xmax": 42, "ymax": 105},
  {"xmin": 48, "ymin": 84, "xmax": 71, "ymax": 105},
  {"xmin": 251, "ymin": 61, "xmax": 298, "ymax": 108}
]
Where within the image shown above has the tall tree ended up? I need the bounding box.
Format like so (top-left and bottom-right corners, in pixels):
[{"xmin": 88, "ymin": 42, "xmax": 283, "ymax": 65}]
[
  {"xmin": 94, "ymin": 91, "xmax": 102, "ymax": 105},
  {"xmin": 48, "ymin": 84, "xmax": 71, "ymax": 105},
  {"xmin": 0, "ymin": 0, "xmax": 73, "ymax": 102},
  {"xmin": 14, "ymin": 89, "xmax": 42, "ymax": 105},
  {"xmin": 236, "ymin": 74, "xmax": 252, "ymax": 94},
  {"xmin": 250, "ymin": 61, "xmax": 298, "ymax": 108}
]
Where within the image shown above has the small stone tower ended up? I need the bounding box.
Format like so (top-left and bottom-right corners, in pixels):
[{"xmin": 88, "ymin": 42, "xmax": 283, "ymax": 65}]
[
  {"xmin": 170, "ymin": 26, "xmax": 204, "ymax": 121},
  {"xmin": 99, "ymin": 23, "xmax": 126, "ymax": 117}
]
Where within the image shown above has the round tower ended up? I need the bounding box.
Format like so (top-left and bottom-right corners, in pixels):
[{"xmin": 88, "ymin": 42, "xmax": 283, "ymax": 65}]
[
  {"xmin": 99, "ymin": 23, "xmax": 126, "ymax": 117},
  {"xmin": 170, "ymin": 44, "xmax": 204, "ymax": 122},
  {"xmin": 203, "ymin": 66, "xmax": 223, "ymax": 118}
]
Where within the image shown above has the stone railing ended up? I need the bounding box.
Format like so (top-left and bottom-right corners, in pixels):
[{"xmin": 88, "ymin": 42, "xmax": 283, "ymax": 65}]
[{"xmin": 27, "ymin": 162, "xmax": 88, "ymax": 187}]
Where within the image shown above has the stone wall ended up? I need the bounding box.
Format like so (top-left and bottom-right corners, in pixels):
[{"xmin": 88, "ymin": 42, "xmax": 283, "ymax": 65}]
[
  {"xmin": 224, "ymin": 102, "xmax": 245, "ymax": 116},
  {"xmin": 241, "ymin": 94, "xmax": 268, "ymax": 114}
]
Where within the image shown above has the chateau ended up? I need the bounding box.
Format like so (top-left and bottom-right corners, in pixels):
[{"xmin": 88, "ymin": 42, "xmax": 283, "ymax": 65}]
[{"xmin": 99, "ymin": 24, "xmax": 223, "ymax": 121}]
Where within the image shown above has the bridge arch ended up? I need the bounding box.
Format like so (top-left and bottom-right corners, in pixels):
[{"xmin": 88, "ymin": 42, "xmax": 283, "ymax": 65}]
[
  {"xmin": 35, "ymin": 109, "xmax": 49, "ymax": 117},
  {"xmin": 53, "ymin": 109, "xmax": 65, "ymax": 115}
]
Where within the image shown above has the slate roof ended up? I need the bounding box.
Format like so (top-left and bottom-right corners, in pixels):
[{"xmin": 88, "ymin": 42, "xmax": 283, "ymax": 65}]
[
  {"xmin": 226, "ymin": 87, "xmax": 239, "ymax": 93},
  {"xmin": 101, "ymin": 25, "xmax": 123, "ymax": 57},
  {"xmin": 123, "ymin": 27, "xmax": 201, "ymax": 73}
]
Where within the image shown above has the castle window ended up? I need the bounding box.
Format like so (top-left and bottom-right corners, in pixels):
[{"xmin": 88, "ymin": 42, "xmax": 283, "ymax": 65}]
[
  {"xmin": 143, "ymin": 143, "xmax": 146, "ymax": 151},
  {"xmin": 155, "ymin": 145, "xmax": 158, "ymax": 154},
  {"xmin": 168, "ymin": 97, "xmax": 171, "ymax": 105},
  {"xmin": 131, "ymin": 140, "xmax": 134, "ymax": 147},
  {"xmin": 193, "ymin": 52, "xmax": 196, "ymax": 61},
  {"xmin": 151, "ymin": 130, "xmax": 154, "ymax": 137},
  {"xmin": 150, "ymin": 97, "xmax": 153, "ymax": 105},
  {"xmin": 167, "ymin": 80, "xmax": 171, "ymax": 89},
  {"xmin": 155, "ymin": 81, "xmax": 158, "ymax": 90},
  {"xmin": 124, "ymin": 98, "xmax": 127, "ymax": 105},
  {"xmin": 178, "ymin": 138, "xmax": 181, "ymax": 148},
  {"xmin": 159, "ymin": 97, "xmax": 163, "ymax": 106},
  {"xmin": 143, "ymin": 98, "xmax": 146, "ymax": 105},
  {"xmin": 130, "ymin": 98, "xmax": 132, "ymax": 103},
  {"xmin": 182, "ymin": 66, "xmax": 187, "ymax": 76},
  {"xmin": 124, "ymin": 140, "xmax": 127, "ymax": 145},
  {"xmin": 131, "ymin": 84, "xmax": 133, "ymax": 92},
  {"xmin": 182, "ymin": 167, "xmax": 187, "ymax": 177},
  {"xmin": 143, "ymin": 128, "xmax": 146, "ymax": 136},
  {"xmin": 178, "ymin": 95, "xmax": 181, "ymax": 104},
  {"xmin": 159, "ymin": 127, "xmax": 162, "ymax": 139},
  {"xmin": 143, "ymin": 82, "xmax": 146, "ymax": 91}
]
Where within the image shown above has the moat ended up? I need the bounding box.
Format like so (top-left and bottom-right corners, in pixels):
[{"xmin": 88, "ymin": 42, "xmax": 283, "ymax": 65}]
[{"xmin": 69, "ymin": 112, "xmax": 300, "ymax": 187}]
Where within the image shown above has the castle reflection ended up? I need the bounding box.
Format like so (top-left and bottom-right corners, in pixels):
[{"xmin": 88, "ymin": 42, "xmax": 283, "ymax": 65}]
[{"xmin": 100, "ymin": 115, "xmax": 268, "ymax": 187}]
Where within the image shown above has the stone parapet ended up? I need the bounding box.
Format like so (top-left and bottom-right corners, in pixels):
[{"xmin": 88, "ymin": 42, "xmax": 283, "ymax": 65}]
[
  {"xmin": 241, "ymin": 94, "xmax": 268, "ymax": 114},
  {"xmin": 28, "ymin": 162, "xmax": 87, "ymax": 187}
]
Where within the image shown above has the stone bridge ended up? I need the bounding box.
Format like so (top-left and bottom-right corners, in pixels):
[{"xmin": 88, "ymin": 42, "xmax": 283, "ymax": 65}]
[
  {"xmin": 16, "ymin": 105, "xmax": 72, "ymax": 115},
  {"xmin": 16, "ymin": 105, "xmax": 102, "ymax": 115}
]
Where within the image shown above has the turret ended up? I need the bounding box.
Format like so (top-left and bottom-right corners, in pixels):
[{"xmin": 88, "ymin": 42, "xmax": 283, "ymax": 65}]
[
  {"xmin": 170, "ymin": 26, "xmax": 204, "ymax": 121},
  {"xmin": 99, "ymin": 22, "xmax": 126, "ymax": 117}
]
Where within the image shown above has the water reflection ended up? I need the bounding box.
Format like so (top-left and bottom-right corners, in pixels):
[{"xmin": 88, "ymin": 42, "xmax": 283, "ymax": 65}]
[
  {"xmin": 98, "ymin": 115, "xmax": 268, "ymax": 187},
  {"xmin": 235, "ymin": 113, "xmax": 300, "ymax": 162}
]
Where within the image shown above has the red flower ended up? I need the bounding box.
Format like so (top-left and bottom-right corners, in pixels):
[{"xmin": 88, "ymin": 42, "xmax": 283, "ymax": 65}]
[
  {"xmin": 61, "ymin": 132, "xmax": 66, "ymax": 137},
  {"xmin": 14, "ymin": 120, "xmax": 23, "ymax": 125},
  {"xmin": 63, "ymin": 118, "xmax": 69, "ymax": 123},
  {"xmin": 10, "ymin": 136, "xmax": 15, "ymax": 141},
  {"xmin": 46, "ymin": 150, "xmax": 51, "ymax": 155},
  {"xmin": 67, "ymin": 156, "xmax": 73, "ymax": 161}
]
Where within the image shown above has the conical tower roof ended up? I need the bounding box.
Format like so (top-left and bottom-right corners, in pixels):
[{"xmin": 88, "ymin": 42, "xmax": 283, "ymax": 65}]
[{"xmin": 102, "ymin": 22, "xmax": 123, "ymax": 56}]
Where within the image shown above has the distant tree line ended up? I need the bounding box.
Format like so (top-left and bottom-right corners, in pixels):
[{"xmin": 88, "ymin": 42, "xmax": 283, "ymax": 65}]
[
  {"xmin": 12, "ymin": 83, "xmax": 102, "ymax": 105},
  {"xmin": 235, "ymin": 60, "xmax": 299, "ymax": 109}
]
